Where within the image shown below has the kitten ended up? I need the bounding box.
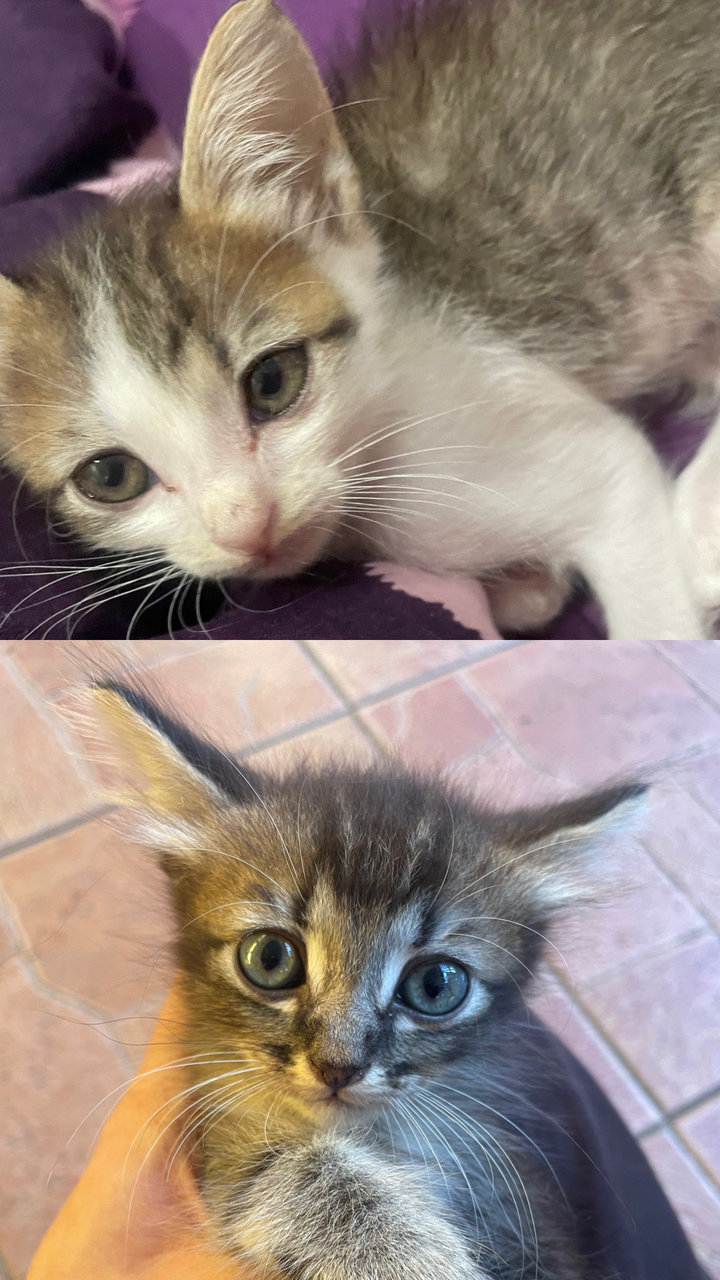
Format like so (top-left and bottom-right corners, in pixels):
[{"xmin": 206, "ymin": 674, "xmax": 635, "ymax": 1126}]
[
  {"xmin": 4, "ymin": 0, "xmax": 720, "ymax": 638},
  {"xmin": 93, "ymin": 681, "xmax": 646, "ymax": 1280}
]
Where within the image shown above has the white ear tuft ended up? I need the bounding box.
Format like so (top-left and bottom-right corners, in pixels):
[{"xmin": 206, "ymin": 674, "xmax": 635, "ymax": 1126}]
[{"xmin": 500, "ymin": 783, "xmax": 648, "ymax": 913}]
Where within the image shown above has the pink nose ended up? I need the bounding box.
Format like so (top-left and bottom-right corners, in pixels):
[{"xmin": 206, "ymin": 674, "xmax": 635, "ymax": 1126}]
[
  {"xmin": 308, "ymin": 1059, "xmax": 368, "ymax": 1091},
  {"xmin": 213, "ymin": 505, "xmax": 277, "ymax": 560}
]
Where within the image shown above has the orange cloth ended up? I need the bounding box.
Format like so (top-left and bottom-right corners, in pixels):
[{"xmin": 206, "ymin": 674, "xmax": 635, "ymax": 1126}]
[{"xmin": 28, "ymin": 986, "xmax": 243, "ymax": 1280}]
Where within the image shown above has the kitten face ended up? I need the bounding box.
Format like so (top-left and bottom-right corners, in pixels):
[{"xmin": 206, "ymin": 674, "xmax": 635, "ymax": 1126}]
[
  {"xmin": 1, "ymin": 197, "xmax": 382, "ymax": 580},
  {"xmin": 92, "ymin": 684, "xmax": 644, "ymax": 1142},
  {"xmin": 0, "ymin": 0, "xmax": 385, "ymax": 582}
]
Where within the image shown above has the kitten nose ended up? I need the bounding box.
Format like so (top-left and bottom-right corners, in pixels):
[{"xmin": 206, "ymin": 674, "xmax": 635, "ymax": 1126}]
[
  {"xmin": 308, "ymin": 1059, "xmax": 368, "ymax": 1091},
  {"xmin": 213, "ymin": 504, "xmax": 277, "ymax": 560}
]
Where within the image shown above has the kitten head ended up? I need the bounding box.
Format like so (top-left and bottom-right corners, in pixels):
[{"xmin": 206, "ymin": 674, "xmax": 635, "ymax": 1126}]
[
  {"xmin": 0, "ymin": 1, "xmax": 384, "ymax": 581},
  {"xmin": 93, "ymin": 683, "xmax": 645, "ymax": 1136}
]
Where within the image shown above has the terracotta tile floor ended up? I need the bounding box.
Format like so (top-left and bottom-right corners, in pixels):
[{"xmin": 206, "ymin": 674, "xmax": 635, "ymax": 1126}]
[{"xmin": 1, "ymin": 639, "xmax": 719, "ymax": 1279}]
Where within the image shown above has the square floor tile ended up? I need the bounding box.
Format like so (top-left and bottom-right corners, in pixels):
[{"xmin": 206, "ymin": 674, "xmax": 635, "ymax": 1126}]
[
  {"xmin": 0, "ymin": 821, "xmax": 172, "ymax": 1018},
  {"xmin": 585, "ymin": 932, "xmax": 720, "ymax": 1111},
  {"xmin": 642, "ymin": 785, "xmax": 720, "ymax": 931},
  {"xmin": 358, "ymin": 673, "xmax": 498, "ymax": 768},
  {"xmin": 0, "ymin": 665, "xmax": 92, "ymax": 847},
  {"xmin": 127, "ymin": 641, "xmax": 342, "ymax": 749},
  {"xmin": 547, "ymin": 840, "xmax": 706, "ymax": 986},
  {"xmin": 462, "ymin": 643, "xmax": 720, "ymax": 786},
  {"xmin": 656, "ymin": 642, "xmax": 720, "ymax": 709},
  {"xmin": 305, "ymin": 640, "xmax": 495, "ymax": 702},
  {"xmin": 0, "ymin": 959, "xmax": 129, "ymax": 1276},
  {"xmin": 530, "ymin": 976, "xmax": 659, "ymax": 1133}
]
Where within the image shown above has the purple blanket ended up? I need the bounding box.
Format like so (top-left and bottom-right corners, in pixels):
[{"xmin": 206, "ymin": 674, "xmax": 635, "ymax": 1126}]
[{"xmin": 0, "ymin": 0, "xmax": 712, "ymax": 639}]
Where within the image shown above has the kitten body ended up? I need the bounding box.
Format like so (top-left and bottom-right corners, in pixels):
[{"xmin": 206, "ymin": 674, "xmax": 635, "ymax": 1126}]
[
  {"xmin": 93, "ymin": 683, "xmax": 646, "ymax": 1280},
  {"xmin": 3, "ymin": 0, "xmax": 720, "ymax": 636}
]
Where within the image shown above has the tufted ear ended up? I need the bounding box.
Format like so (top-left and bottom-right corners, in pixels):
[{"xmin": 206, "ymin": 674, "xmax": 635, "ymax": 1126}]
[
  {"xmin": 180, "ymin": 0, "xmax": 363, "ymax": 235},
  {"xmin": 496, "ymin": 783, "xmax": 648, "ymax": 913},
  {"xmin": 90, "ymin": 683, "xmax": 262, "ymax": 863}
]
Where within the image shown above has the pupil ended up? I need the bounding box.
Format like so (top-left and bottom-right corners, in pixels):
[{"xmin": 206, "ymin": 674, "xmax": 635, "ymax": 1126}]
[
  {"xmin": 261, "ymin": 938, "xmax": 283, "ymax": 972},
  {"xmin": 423, "ymin": 965, "xmax": 446, "ymax": 1000},
  {"xmin": 97, "ymin": 457, "xmax": 126, "ymax": 489},
  {"xmin": 257, "ymin": 359, "xmax": 283, "ymax": 398}
]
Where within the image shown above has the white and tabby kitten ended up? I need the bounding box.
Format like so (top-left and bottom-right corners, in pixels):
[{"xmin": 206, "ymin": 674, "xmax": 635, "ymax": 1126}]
[
  {"xmin": 3, "ymin": 0, "xmax": 720, "ymax": 638},
  {"xmin": 94, "ymin": 681, "xmax": 646, "ymax": 1280}
]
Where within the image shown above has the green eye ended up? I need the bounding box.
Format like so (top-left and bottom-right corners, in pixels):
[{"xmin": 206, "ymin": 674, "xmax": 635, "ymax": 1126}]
[
  {"xmin": 72, "ymin": 452, "xmax": 156, "ymax": 503},
  {"xmin": 397, "ymin": 961, "xmax": 469, "ymax": 1016},
  {"xmin": 243, "ymin": 344, "xmax": 308, "ymax": 421},
  {"xmin": 238, "ymin": 932, "xmax": 305, "ymax": 990}
]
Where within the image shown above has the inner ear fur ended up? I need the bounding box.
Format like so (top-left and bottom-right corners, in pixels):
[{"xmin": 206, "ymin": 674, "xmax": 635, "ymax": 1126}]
[
  {"xmin": 180, "ymin": 0, "xmax": 363, "ymax": 232},
  {"xmin": 90, "ymin": 683, "xmax": 261, "ymax": 821},
  {"xmin": 493, "ymin": 782, "xmax": 648, "ymax": 911}
]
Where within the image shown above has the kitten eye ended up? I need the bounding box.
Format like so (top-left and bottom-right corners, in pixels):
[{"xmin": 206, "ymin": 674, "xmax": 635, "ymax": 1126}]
[
  {"xmin": 396, "ymin": 960, "xmax": 469, "ymax": 1016},
  {"xmin": 238, "ymin": 932, "xmax": 305, "ymax": 990},
  {"xmin": 242, "ymin": 344, "xmax": 308, "ymax": 421},
  {"xmin": 72, "ymin": 452, "xmax": 156, "ymax": 503}
]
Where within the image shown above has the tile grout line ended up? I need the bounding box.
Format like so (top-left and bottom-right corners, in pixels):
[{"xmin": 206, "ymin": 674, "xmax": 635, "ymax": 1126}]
[
  {"xmin": 548, "ymin": 963, "xmax": 671, "ymax": 1121},
  {"xmin": 639, "ymin": 1118, "xmax": 720, "ymax": 1204},
  {"xmin": 638, "ymin": 1080, "xmax": 720, "ymax": 1141},
  {"xmin": 556, "ymin": 924, "xmax": 712, "ymax": 992},
  {"xmin": 1, "ymin": 651, "xmax": 100, "ymax": 792},
  {"xmin": 0, "ymin": 880, "xmax": 144, "ymax": 1050},
  {"xmin": 0, "ymin": 804, "xmax": 113, "ymax": 861},
  {"xmin": 637, "ymin": 831, "xmax": 720, "ymax": 939},
  {"xmin": 650, "ymin": 643, "xmax": 720, "ymax": 714},
  {"xmin": 299, "ymin": 641, "xmax": 521, "ymax": 711}
]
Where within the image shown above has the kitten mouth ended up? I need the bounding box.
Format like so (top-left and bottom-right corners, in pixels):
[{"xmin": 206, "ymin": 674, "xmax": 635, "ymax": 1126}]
[{"xmin": 245, "ymin": 524, "xmax": 328, "ymax": 579}]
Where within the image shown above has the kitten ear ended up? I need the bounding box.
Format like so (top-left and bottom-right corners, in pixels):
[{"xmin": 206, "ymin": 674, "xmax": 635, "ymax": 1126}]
[
  {"xmin": 500, "ymin": 783, "xmax": 648, "ymax": 913},
  {"xmin": 89, "ymin": 683, "xmax": 258, "ymax": 855},
  {"xmin": 180, "ymin": 0, "xmax": 363, "ymax": 234}
]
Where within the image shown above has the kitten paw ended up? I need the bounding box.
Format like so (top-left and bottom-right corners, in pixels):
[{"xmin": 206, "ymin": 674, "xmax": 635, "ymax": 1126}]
[{"xmin": 485, "ymin": 564, "xmax": 572, "ymax": 633}]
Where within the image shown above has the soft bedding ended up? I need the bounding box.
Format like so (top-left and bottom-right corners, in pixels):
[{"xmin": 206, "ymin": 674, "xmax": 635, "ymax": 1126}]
[{"xmin": 0, "ymin": 0, "xmax": 713, "ymax": 639}]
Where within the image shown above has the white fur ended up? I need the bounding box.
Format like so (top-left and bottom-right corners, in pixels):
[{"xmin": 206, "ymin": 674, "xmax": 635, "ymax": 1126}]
[
  {"xmin": 674, "ymin": 404, "xmax": 720, "ymax": 616},
  {"xmin": 336, "ymin": 293, "xmax": 705, "ymax": 638}
]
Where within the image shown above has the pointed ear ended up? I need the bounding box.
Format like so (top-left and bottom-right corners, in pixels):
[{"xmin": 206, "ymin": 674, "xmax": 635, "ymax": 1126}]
[
  {"xmin": 89, "ymin": 684, "xmax": 259, "ymax": 862},
  {"xmin": 498, "ymin": 783, "xmax": 648, "ymax": 913},
  {"xmin": 180, "ymin": 0, "xmax": 363, "ymax": 234}
]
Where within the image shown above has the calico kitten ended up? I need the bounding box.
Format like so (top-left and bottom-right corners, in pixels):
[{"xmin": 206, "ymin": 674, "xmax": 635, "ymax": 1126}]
[
  {"xmin": 94, "ymin": 681, "xmax": 645, "ymax": 1280},
  {"xmin": 4, "ymin": 0, "xmax": 720, "ymax": 638}
]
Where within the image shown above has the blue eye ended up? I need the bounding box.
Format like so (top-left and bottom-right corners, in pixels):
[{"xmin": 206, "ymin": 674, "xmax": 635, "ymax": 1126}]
[
  {"xmin": 397, "ymin": 961, "xmax": 469, "ymax": 1016},
  {"xmin": 238, "ymin": 932, "xmax": 304, "ymax": 990}
]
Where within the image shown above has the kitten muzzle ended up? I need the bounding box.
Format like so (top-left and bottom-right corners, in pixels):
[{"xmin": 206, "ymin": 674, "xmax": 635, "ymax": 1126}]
[{"xmin": 307, "ymin": 1058, "xmax": 368, "ymax": 1094}]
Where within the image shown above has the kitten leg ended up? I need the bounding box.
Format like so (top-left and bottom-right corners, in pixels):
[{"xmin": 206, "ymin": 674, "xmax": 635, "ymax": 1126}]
[
  {"xmin": 673, "ymin": 412, "xmax": 720, "ymax": 619},
  {"xmin": 221, "ymin": 1135, "xmax": 492, "ymax": 1280},
  {"xmin": 484, "ymin": 564, "xmax": 573, "ymax": 632},
  {"xmin": 539, "ymin": 404, "xmax": 706, "ymax": 639}
]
